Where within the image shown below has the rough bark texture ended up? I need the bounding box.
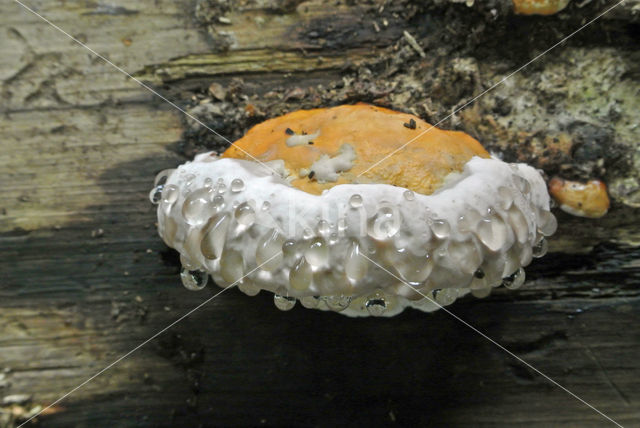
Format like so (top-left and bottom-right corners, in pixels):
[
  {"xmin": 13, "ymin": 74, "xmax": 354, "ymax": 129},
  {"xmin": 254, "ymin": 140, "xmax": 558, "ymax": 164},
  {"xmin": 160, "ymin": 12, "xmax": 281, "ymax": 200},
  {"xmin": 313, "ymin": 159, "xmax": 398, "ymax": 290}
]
[{"xmin": 1, "ymin": 0, "xmax": 639, "ymax": 427}]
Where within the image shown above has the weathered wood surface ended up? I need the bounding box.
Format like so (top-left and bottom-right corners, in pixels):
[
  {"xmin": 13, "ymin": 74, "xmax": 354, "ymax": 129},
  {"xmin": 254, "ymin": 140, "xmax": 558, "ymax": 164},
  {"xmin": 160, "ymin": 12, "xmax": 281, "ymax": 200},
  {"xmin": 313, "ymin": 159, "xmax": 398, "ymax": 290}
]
[{"xmin": 1, "ymin": 1, "xmax": 639, "ymax": 427}]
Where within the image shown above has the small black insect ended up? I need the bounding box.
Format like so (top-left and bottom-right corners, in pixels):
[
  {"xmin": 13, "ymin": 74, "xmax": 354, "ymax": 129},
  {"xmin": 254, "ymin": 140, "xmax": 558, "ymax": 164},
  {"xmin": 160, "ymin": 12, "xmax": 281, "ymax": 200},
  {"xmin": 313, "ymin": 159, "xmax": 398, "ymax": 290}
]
[
  {"xmin": 285, "ymin": 128, "xmax": 295, "ymax": 135},
  {"xmin": 308, "ymin": 170, "xmax": 316, "ymax": 179},
  {"xmin": 403, "ymin": 118, "xmax": 417, "ymax": 130}
]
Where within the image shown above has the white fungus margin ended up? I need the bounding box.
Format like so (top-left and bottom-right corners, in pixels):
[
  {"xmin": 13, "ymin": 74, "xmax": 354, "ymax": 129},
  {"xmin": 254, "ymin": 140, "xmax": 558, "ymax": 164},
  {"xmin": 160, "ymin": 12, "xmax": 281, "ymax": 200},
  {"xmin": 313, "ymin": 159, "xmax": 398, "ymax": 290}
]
[{"xmin": 151, "ymin": 152, "xmax": 557, "ymax": 317}]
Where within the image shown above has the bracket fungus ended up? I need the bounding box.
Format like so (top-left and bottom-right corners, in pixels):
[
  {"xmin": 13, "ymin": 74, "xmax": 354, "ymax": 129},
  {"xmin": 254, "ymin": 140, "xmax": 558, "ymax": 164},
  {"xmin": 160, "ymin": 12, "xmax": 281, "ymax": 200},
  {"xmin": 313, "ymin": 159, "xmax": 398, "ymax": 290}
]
[
  {"xmin": 151, "ymin": 104, "xmax": 557, "ymax": 316},
  {"xmin": 512, "ymin": 0, "xmax": 570, "ymax": 15},
  {"xmin": 549, "ymin": 177, "xmax": 610, "ymax": 218}
]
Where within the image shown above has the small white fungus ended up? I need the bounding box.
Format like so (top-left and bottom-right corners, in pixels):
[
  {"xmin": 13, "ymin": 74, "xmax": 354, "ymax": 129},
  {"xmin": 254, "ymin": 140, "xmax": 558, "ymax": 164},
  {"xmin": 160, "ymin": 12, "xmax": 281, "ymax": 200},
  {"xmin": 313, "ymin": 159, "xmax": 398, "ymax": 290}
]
[{"xmin": 153, "ymin": 152, "xmax": 557, "ymax": 317}]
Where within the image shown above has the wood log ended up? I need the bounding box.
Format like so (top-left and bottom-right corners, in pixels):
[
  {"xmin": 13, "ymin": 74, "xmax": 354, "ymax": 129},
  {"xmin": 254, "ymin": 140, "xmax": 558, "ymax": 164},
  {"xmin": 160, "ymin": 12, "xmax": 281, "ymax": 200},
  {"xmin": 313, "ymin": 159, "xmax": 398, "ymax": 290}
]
[{"xmin": 1, "ymin": 0, "xmax": 639, "ymax": 427}]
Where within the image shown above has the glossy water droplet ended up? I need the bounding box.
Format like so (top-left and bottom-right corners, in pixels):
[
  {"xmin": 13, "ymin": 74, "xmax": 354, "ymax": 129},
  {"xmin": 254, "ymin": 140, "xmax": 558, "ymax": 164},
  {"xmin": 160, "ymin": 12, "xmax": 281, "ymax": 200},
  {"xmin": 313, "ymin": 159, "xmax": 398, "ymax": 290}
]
[
  {"xmin": 349, "ymin": 194, "xmax": 363, "ymax": 208},
  {"xmin": 305, "ymin": 238, "xmax": 329, "ymax": 267},
  {"xmin": 180, "ymin": 253, "xmax": 199, "ymax": 270},
  {"xmin": 433, "ymin": 288, "xmax": 457, "ymax": 306},
  {"xmin": 200, "ymin": 214, "xmax": 230, "ymax": 260},
  {"xmin": 238, "ymin": 280, "xmax": 260, "ymax": 296},
  {"xmin": 182, "ymin": 188, "xmax": 213, "ymax": 225},
  {"xmin": 471, "ymin": 287, "xmax": 491, "ymax": 298},
  {"xmin": 274, "ymin": 293, "xmax": 296, "ymax": 311},
  {"xmin": 255, "ymin": 229, "xmax": 284, "ymax": 271},
  {"xmin": 337, "ymin": 218, "xmax": 347, "ymax": 231},
  {"xmin": 476, "ymin": 213, "xmax": 509, "ymax": 252},
  {"xmin": 217, "ymin": 182, "xmax": 227, "ymax": 194},
  {"xmin": 316, "ymin": 220, "xmax": 330, "ymax": 236},
  {"xmin": 368, "ymin": 205, "xmax": 401, "ymax": 240},
  {"xmin": 203, "ymin": 177, "xmax": 213, "ymax": 188},
  {"xmin": 234, "ymin": 202, "xmax": 255, "ymax": 226},
  {"xmin": 282, "ymin": 239, "xmax": 297, "ymax": 258},
  {"xmin": 261, "ymin": 201, "xmax": 271, "ymax": 211},
  {"xmin": 231, "ymin": 178, "xmax": 245, "ymax": 192},
  {"xmin": 302, "ymin": 228, "xmax": 314, "ymax": 239},
  {"xmin": 403, "ymin": 190, "xmax": 415, "ymax": 201},
  {"xmin": 538, "ymin": 210, "xmax": 557, "ymax": 236},
  {"xmin": 520, "ymin": 244, "xmax": 533, "ymax": 266},
  {"xmin": 325, "ymin": 295, "xmax": 352, "ymax": 312},
  {"xmin": 393, "ymin": 250, "xmax": 432, "ymax": 283},
  {"xmin": 503, "ymin": 248, "xmax": 521, "ymax": 277},
  {"xmin": 290, "ymin": 257, "xmax": 313, "ymax": 291},
  {"xmin": 300, "ymin": 295, "xmax": 321, "ymax": 309},
  {"xmin": 532, "ymin": 237, "xmax": 548, "ymax": 258},
  {"xmin": 431, "ymin": 219, "xmax": 450, "ymax": 239},
  {"xmin": 212, "ymin": 195, "xmax": 225, "ymax": 211},
  {"xmin": 162, "ymin": 184, "xmax": 179, "ymax": 205},
  {"xmin": 154, "ymin": 169, "xmax": 174, "ymax": 187},
  {"xmin": 507, "ymin": 205, "xmax": 529, "ymax": 244},
  {"xmin": 220, "ymin": 248, "xmax": 244, "ymax": 283},
  {"xmin": 345, "ymin": 240, "xmax": 368, "ymax": 281},
  {"xmin": 183, "ymin": 174, "xmax": 196, "ymax": 193},
  {"xmin": 162, "ymin": 217, "xmax": 179, "ymax": 243},
  {"xmin": 180, "ymin": 268, "xmax": 208, "ymax": 291},
  {"xmin": 149, "ymin": 185, "xmax": 164, "ymax": 204},
  {"xmin": 365, "ymin": 293, "xmax": 387, "ymax": 316},
  {"xmin": 502, "ymin": 267, "xmax": 526, "ymax": 289},
  {"xmin": 328, "ymin": 233, "xmax": 339, "ymax": 244}
]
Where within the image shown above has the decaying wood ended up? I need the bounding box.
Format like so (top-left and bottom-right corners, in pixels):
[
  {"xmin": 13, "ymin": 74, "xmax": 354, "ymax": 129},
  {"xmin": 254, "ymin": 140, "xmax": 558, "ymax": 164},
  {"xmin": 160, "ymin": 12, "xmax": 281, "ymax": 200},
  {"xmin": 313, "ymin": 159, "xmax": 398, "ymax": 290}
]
[{"xmin": 1, "ymin": 0, "xmax": 639, "ymax": 427}]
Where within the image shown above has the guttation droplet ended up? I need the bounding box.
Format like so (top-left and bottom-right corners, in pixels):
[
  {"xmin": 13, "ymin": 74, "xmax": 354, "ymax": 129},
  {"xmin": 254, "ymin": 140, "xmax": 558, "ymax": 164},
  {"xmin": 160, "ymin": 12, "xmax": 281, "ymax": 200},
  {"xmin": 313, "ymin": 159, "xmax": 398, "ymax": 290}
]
[
  {"xmin": 325, "ymin": 295, "xmax": 352, "ymax": 312},
  {"xmin": 300, "ymin": 296, "xmax": 321, "ymax": 309},
  {"xmin": 220, "ymin": 248, "xmax": 244, "ymax": 283},
  {"xmin": 231, "ymin": 178, "xmax": 245, "ymax": 192},
  {"xmin": 154, "ymin": 168, "xmax": 174, "ymax": 187},
  {"xmin": 532, "ymin": 237, "xmax": 548, "ymax": 258},
  {"xmin": 502, "ymin": 267, "xmax": 526, "ymax": 290},
  {"xmin": 365, "ymin": 294, "xmax": 387, "ymax": 316},
  {"xmin": 162, "ymin": 184, "xmax": 179, "ymax": 205},
  {"xmin": 368, "ymin": 206, "xmax": 400, "ymax": 240},
  {"xmin": 305, "ymin": 238, "xmax": 329, "ymax": 267},
  {"xmin": 403, "ymin": 190, "xmax": 415, "ymax": 201},
  {"xmin": 431, "ymin": 219, "xmax": 450, "ymax": 239},
  {"xmin": 290, "ymin": 257, "xmax": 312, "ymax": 291},
  {"xmin": 182, "ymin": 188, "xmax": 213, "ymax": 225},
  {"xmin": 180, "ymin": 268, "xmax": 208, "ymax": 291},
  {"xmin": 316, "ymin": 220, "xmax": 331, "ymax": 236},
  {"xmin": 212, "ymin": 194, "xmax": 225, "ymax": 211},
  {"xmin": 538, "ymin": 210, "xmax": 558, "ymax": 236},
  {"xmin": 274, "ymin": 294, "xmax": 296, "ymax": 311},
  {"xmin": 255, "ymin": 229, "xmax": 284, "ymax": 271},
  {"xmin": 345, "ymin": 240, "xmax": 368, "ymax": 281},
  {"xmin": 476, "ymin": 213, "xmax": 508, "ymax": 252},
  {"xmin": 349, "ymin": 194, "xmax": 363, "ymax": 208},
  {"xmin": 234, "ymin": 202, "xmax": 256, "ymax": 226},
  {"xmin": 433, "ymin": 289, "xmax": 456, "ymax": 306},
  {"xmin": 149, "ymin": 185, "xmax": 164, "ymax": 204},
  {"xmin": 238, "ymin": 281, "xmax": 260, "ymax": 296},
  {"xmin": 201, "ymin": 214, "xmax": 230, "ymax": 260}
]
